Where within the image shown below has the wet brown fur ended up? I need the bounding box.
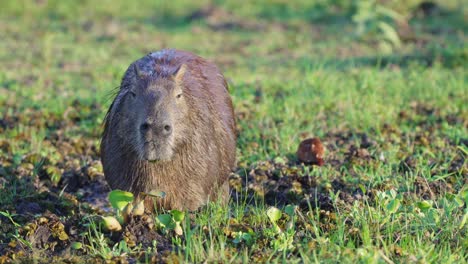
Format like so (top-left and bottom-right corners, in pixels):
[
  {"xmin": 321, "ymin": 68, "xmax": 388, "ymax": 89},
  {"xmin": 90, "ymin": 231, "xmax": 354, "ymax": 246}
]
[{"xmin": 101, "ymin": 49, "xmax": 236, "ymax": 211}]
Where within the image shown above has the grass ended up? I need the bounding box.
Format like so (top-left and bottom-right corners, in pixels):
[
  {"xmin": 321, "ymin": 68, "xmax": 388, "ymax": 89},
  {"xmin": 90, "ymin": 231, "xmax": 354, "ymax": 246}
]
[{"xmin": 0, "ymin": 0, "xmax": 467, "ymax": 263}]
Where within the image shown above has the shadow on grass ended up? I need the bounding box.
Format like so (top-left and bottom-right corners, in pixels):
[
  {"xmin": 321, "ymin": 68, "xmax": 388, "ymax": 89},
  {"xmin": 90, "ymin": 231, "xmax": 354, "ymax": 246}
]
[{"xmin": 121, "ymin": 2, "xmax": 354, "ymax": 32}]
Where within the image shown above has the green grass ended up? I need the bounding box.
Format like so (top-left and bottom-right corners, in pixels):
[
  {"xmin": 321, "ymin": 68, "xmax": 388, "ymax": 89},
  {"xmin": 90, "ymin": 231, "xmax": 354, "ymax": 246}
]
[{"xmin": 0, "ymin": 0, "xmax": 467, "ymax": 263}]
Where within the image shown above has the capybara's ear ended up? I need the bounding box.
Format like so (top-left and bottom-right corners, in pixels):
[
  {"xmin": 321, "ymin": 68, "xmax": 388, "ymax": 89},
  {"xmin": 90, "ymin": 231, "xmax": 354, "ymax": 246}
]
[
  {"xmin": 133, "ymin": 63, "xmax": 144, "ymax": 78},
  {"xmin": 173, "ymin": 64, "xmax": 187, "ymax": 84}
]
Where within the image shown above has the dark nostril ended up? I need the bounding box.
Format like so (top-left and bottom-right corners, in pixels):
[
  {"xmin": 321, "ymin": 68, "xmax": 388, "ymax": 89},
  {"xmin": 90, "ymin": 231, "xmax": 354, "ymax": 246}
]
[
  {"xmin": 164, "ymin": 125, "xmax": 172, "ymax": 133},
  {"xmin": 140, "ymin": 123, "xmax": 150, "ymax": 131}
]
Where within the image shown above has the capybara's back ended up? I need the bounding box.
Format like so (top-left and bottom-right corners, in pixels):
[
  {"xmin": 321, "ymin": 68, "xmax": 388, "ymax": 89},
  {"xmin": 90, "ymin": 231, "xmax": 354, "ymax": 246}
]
[{"xmin": 100, "ymin": 49, "xmax": 236, "ymax": 210}]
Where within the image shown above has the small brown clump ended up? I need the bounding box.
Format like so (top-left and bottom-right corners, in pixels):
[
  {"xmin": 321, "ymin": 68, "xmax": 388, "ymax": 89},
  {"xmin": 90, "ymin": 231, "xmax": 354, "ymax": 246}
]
[{"xmin": 296, "ymin": 138, "xmax": 325, "ymax": 166}]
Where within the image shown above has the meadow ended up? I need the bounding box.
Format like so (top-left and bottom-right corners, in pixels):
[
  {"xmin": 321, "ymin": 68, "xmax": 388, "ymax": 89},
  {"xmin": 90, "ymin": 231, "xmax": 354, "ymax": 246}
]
[{"xmin": 0, "ymin": 0, "xmax": 466, "ymax": 263}]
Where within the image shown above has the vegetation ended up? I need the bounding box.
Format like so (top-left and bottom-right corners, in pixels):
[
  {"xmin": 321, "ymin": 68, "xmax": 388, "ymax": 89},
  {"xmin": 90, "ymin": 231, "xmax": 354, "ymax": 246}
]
[{"xmin": 0, "ymin": 0, "xmax": 466, "ymax": 263}]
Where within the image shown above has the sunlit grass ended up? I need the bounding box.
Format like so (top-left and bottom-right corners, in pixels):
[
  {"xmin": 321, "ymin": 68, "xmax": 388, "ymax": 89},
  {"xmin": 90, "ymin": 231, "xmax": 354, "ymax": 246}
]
[{"xmin": 0, "ymin": 0, "xmax": 466, "ymax": 263}]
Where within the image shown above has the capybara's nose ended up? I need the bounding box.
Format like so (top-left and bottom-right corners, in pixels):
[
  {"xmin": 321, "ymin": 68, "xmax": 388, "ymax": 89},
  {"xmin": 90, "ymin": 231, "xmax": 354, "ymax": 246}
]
[
  {"xmin": 140, "ymin": 122, "xmax": 151, "ymax": 132},
  {"xmin": 161, "ymin": 124, "xmax": 172, "ymax": 136},
  {"xmin": 140, "ymin": 121, "xmax": 172, "ymax": 136}
]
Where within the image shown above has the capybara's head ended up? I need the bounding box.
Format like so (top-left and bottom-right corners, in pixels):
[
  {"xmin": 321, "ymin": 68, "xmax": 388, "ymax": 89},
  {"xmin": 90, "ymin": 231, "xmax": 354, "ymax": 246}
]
[{"xmin": 117, "ymin": 64, "xmax": 189, "ymax": 162}]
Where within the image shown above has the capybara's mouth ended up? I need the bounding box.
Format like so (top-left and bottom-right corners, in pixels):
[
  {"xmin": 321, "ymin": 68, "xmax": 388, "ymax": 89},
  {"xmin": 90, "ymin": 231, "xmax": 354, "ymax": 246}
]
[
  {"xmin": 142, "ymin": 142, "xmax": 173, "ymax": 162},
  {"xmin": 145, "ymin": 156, "xmax": 172, "ymax": 163}
]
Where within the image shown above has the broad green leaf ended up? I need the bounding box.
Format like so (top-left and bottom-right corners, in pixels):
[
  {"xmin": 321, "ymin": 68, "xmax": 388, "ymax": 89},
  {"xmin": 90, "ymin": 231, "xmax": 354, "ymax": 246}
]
[
  {"xmin": 171, "ymin": 210, "xmax": 185, "ymax": 222},
  {"xmin": 71, "ymin": 242, "xmax": 82, "ymax": 250},
  {"xmin": 241, "ymin": 232, "xmax": 253, "ymax": 245},
  {"xmin": 284, "ymin": 205, "xmax": 296, "ymax": 217},
  {"xmin": 416, "ymin": 201, "xmax": 432, "ymax": 211},
  {"xmin": 108, "ymin": 190, "xmax": 134, "ymax": 211},
  {"xmin": 267, "ymin": 207, "xmax": 282, "ymax": 223},
  {"xmin": 234, "ymin": 232, "xmax": 254, "ymax": 246},
  {"xmin": 386, "ymin": 199, "xmax": 400, "ymax": 214},
  {"xmin": 157, "ymin": 214, "xmax": 173, "ymax": 227}
]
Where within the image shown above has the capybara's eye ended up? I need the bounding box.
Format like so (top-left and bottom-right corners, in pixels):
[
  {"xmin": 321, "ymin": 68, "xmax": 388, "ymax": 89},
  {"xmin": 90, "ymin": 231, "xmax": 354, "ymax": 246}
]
[{"xmin": 176, "ymin": 93, "xmax": 182, "ymax": 99}]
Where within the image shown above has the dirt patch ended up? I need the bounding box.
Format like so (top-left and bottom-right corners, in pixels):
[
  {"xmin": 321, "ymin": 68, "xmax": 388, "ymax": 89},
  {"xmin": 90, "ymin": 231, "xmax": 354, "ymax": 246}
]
[
  {"xmin": 230, "ymin": 156, "xmax": 365, "ymax": 211},
  {"xmin": 413, "ymin": 176, "xmax": 453, "ymax": 200},
  {"xmin": 120, "ymin": 215, "xmax": 173, "ymax": 252}
]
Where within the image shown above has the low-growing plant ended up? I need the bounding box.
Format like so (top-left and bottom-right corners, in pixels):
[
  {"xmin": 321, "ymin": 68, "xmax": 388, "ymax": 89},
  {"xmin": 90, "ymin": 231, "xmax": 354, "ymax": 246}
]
[
  {"xmin": 232, "ymin": 231, "xmax": 254, "ymax": 246},
  {"xmin": 266, "ymin": 206, "xmax": 282, "ymax": 234},
  {"xmin": 351, "ymin": 0, "xmax": 405, "ymax": 53},
  {"xmin": 108, "ymin": 190, "xmax": 134, "ymax": 212},
  {"xmin": 155, "ymin": 210, "xmax": 186, "ymax": 236}
]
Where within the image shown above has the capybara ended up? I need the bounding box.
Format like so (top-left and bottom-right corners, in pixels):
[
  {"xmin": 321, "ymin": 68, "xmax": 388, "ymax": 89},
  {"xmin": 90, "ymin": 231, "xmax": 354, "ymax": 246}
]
[{"xmin": 100, "ymin": 49, "xmax": 236, "ymax": 211}]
